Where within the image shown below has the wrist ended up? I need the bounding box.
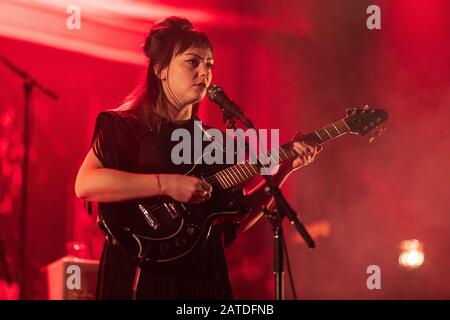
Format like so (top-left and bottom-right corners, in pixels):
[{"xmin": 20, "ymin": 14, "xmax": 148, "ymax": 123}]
[
  {"xmin": 156, "ymin": 174, "xmax": 166, "ymax": 196},
  {"xmin": 157, "ymin": 173, "xmax": 171, "ymax": 196}
]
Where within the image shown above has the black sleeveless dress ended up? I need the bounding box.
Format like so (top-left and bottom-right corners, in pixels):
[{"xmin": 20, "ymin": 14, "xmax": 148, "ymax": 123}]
[{"xmin": 90, "ymin": 109, "xmax": 234, "ymax": 300}]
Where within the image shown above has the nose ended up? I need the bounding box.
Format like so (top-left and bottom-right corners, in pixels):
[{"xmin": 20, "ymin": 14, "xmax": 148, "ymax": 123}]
[{"xmin": 197, "ymin": 60, "xmax": 210, "ymax": 79}]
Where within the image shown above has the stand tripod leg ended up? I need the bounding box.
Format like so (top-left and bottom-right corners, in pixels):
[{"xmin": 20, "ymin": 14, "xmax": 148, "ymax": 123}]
[{"xmin": 273, "ymin": 223, "xmax": 285, "ymax": 300}]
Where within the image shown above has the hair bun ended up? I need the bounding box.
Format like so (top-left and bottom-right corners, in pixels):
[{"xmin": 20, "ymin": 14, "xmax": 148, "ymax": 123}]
[{"xmin": 160, "ymin": 16, "xmax": 193, "ymax": 32}]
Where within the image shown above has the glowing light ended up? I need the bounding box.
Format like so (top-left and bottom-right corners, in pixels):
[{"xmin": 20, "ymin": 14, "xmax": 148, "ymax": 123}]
[{"xmin": 398, "ymin": 239, "xmax": 425, "ymax": 269}]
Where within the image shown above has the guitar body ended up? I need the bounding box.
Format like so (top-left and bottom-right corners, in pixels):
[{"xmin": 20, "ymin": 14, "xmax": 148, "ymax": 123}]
[{"xmin": 99, "ymin": 161, "xmax": 246, "ymax": 266}]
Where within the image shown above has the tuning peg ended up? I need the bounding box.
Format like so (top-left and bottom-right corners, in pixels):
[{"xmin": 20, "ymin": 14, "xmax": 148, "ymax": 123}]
[
  {"xmin": 345, "ymin": 107, "xmax": 357, "ymax": 116},
  {"xmin": 368, "ymin": 126, "xmax": 387, "ymax": 143}
]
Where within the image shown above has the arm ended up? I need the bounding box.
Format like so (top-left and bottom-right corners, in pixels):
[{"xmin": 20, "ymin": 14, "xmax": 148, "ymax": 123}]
[{"xmin": 75, "ymin": 148, "xmax": 212, "ymax": 203}]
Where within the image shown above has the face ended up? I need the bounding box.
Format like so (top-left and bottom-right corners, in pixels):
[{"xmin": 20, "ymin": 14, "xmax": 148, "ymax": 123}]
[{"xmin": 158, "ymin": 46, "xmax": 214, "ymax": 109}]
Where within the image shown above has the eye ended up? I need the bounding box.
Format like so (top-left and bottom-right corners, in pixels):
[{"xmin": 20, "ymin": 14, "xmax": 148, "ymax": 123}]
[
  {"xmin": 186, "ymin": 59, "xmax": 200, "ymax": 67},
  {"xmin": 206, "ymin": 63, "xmax": 214, "ymax": 70}
]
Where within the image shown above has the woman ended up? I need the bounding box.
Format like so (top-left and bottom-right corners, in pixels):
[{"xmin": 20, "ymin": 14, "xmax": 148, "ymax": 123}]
[{"xmin": 75, "ymin": 16, "xmax": 320, "ymax": 300}]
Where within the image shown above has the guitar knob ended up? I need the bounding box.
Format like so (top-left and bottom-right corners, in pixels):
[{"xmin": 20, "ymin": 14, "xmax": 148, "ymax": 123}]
[
  {"xmin": 186, "ymin": 225, "xmax": 197, "ymax": 235},
  {"xmin": 175, "ymin": 237, "xmax": 187, "ymax": 248},
  {"xmin": 159, "ymin": 243, "xmax": 170, "ymax": 254}
]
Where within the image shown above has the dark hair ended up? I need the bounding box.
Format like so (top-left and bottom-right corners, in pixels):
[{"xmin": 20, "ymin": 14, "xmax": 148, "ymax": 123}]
[{"xmin": 117, "ymin": 16, "xmax": 214, "ymax": 133}]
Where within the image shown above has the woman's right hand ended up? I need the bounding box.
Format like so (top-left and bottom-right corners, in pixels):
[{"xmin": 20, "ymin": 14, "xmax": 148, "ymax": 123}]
[{"xmin": 159, "ymin": 174, "xmax": 212, "ymax": 204}]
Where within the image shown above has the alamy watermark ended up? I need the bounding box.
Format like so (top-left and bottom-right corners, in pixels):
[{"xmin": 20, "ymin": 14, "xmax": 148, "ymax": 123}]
[
  {"xmin": 366, "ymin": 5, "xmax": 381, "ymax": 30},
  {"xmin": 366, "ymin": 265, "xmax": 381, "ymax": 290},
  {"xmin": 170, "ymin": 121, "xmax": 280, "ymax": 175},
  {"xmin": 66, "ymin": 265, "xmax": 81, "ymax": 290},
  {"xmin": 66, "ymin": 5, "xmax": 81, "ymax": 30}
]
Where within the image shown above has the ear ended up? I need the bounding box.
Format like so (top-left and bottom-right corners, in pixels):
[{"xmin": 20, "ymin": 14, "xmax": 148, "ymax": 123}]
[{"xmin": 153, "ymin": 64, "xmax": 167, "ymax": 81}]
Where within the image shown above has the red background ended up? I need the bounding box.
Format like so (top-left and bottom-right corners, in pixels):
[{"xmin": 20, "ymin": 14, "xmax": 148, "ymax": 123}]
[{"xmin": 1, "ymin": 0, "xmax": 449, "ymax": 299}]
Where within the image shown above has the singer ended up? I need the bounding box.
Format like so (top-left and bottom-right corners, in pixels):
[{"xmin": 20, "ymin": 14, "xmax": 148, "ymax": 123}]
[{"xmin": 75, "ymin": 16, "xmax": 321, "ymax": 300}]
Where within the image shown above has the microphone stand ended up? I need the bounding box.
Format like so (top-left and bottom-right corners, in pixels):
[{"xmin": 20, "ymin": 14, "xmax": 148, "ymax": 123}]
[
  {"xmin": 221, "ymin": 109, "xmax": 315, "ymax": 300},
  {"xmin": 0, "ymin": 54, "xmax": 58, "ymax": 299}
]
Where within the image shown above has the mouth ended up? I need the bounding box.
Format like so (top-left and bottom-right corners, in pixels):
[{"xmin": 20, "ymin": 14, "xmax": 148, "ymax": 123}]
[{"xmin": 194, "ymin": 83, "xmax": 207, "ymax": 90}]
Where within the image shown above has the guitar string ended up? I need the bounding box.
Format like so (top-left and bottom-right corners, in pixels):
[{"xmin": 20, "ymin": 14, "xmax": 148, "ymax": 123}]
[
  {"xmin": 142, "ymin": 119, "xmax": 366, "ymax": 213},
  {"xmin": 143, "ymin": 145, "xmax": 299, "ymax": 213},
  {"xmin": 135, "ymin": 114, "xmax": 382, "ymax": 214}
]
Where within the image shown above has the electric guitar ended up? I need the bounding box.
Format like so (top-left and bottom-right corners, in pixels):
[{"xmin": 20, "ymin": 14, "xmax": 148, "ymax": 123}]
[{"xmin": 98, "ymin": 107, "xmax": 388, "ymax": 265}]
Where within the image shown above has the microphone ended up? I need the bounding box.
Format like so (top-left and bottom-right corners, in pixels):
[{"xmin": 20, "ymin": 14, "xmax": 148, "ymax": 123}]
[{"xmin": 207, "ymin": 84, "xmax": 254, "ymax": 128}]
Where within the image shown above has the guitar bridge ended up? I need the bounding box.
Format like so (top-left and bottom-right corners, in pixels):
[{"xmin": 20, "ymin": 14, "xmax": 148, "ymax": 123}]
[{"xmin": 138, "ymin": 204, "xmax": 160, "ymax": 230}]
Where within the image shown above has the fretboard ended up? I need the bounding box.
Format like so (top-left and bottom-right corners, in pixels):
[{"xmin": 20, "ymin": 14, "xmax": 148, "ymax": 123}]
[{"xmin": 212, "ymin": 118, "xmax": 351, "ymax": 189}]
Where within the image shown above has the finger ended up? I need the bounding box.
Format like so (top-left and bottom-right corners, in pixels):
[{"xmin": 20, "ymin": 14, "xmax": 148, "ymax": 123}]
[
  {"xmin": 191, "ymin": 193, "xmax": 208, "ymax": 203},
  {"xmin": 293, "ymin": 151, "xmax": 308, "ymax": 165},
  {"xmin": 301, "ymin": 145, "xmax": 313, "ymax": 157},
  {"xmin": 292, "ymin": 142, "xmax": 305, "ymax": 152},
  {"xmin": 298, "ymin": 142, "xmax": 315, "ymax": 156},
  {"xmin": 292, "ymin": 145, "xmax": 307, "ymax": 158},
  {"xmin": 200, "ymin": 191, "xmax": 211, "ymax": 201},
  {"xmin": 196, "ymin": 182, "xmax": 209, "ymax": 194},
  {"xmin": 293, "ymin": 141, "xmax": 307, "ymax": 151},
  {"xmin": 200, "ymin": 180, "xmax": 212, "ymax": 192},
  {"xmin": 204, "ymin": 182, "xmax": 212, "ymax": 192}
]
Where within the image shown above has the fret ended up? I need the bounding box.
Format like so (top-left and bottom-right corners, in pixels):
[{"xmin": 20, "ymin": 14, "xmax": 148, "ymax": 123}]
[
  {"xmin": 340, "ymin": 119, "xmax": 351, "ymax": 131},
  {"xmin": 236, "ymin": 165, "xmax": 246, "ymax": 182},
  {"xmin": 281, "ymin": 144, "xmax": 297, "ymax": 162},
  {"xmin": 325, "ymin": 124, "xmax": 338, "ymax": 138},
  {"xmin": 280, "ymin": 146, "xmax": 289, "ymax": 160},
  {"xmin": 279, "ymin": 146, "xmax": 290, "ymax": 161},
  {"xmin": 216, "ymin": 172, "xmax": 229, "ymax": 188},
  {"xmin": 314, "ymin": 130, "xmax": 324, "ymax": 142},
  {"xmin": 249, "ymin": 163, "xmax": 259, "ymax": 175},
  {"xmin": 241, "ymin": 162, "xmax": 252, "ymax": 179},
  {"xmin": 229, "ymin": 166, "xmax": 240, "ymax": 184},
  {"xmin": 243, "ymin": 163, "xmax": 253, "ymax": 177},
  {"xmin": 323, "ymin": 127, "xmax": 332, "ymax": 139},
  {"xmin": 220, "ymin": 171, "xmax": 233, "ymax": 188},
  {"xmin": 271, "ymin": 149, "xmax": 280, "ymax": 164},
  {"xmin": 332, "ymin": 122, "xmax": 341, "ymax": 135},
  {"xmin": 337, "ymin": 121, "xmax": 347, "ymax": 133},
  {"xmin": 216, "ymin": 173, "xmax": 225, "ymax": 188},
  {"xmin": 234, "ymin": 165, "xmax": 245, "ymax": 182},
  {"xmin": 225, "ymin": 167, "xmax": 237, "ymax": 187}
]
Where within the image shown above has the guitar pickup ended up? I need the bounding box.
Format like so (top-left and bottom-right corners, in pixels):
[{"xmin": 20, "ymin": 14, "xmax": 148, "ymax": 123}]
[
  {"xmin": 138, "ymin": 204, "xmax": 160, "ymax": 230},
  {"xmin": 164, "ymin": 202, "xmax": 180, "ymax": 220}
]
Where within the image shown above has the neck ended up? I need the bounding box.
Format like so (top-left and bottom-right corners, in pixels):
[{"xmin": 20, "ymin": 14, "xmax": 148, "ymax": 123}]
[
  {"xmin": 156, "ymin": 96, "xmax": 193, "ymax": 122},
  {"xmin": 167, "ymin": 103, "xmax": 193, "ymax": 122}
]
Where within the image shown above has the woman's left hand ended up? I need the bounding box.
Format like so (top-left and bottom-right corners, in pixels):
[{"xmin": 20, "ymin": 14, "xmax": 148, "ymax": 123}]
[{"xmin": 291, "ymin": 141, "xmax": 322, "ymax": 169}]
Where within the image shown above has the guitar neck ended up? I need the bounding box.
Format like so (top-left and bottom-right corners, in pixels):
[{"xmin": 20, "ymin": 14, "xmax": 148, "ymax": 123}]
[{"xmin": 212, "ymin": 118, "xmax": 351, "ymax": 189}]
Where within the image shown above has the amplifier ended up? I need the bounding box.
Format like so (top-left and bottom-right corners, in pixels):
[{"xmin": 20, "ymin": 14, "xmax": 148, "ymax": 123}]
[{"xmin": 44, "ymin": 255, "xmax": 99, "ymax": 300}]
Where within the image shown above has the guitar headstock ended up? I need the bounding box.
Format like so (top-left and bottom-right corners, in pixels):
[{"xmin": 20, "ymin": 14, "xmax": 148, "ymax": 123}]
[{"xmin": 344, "ymin": 105, "xmax": 389, "ymax": 137}]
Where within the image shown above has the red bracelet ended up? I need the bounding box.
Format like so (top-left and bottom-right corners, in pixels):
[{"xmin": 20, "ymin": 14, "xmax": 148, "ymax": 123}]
[{"xmin": 156, "ymin": 174, "xmax": 162, "ymax": 190}]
